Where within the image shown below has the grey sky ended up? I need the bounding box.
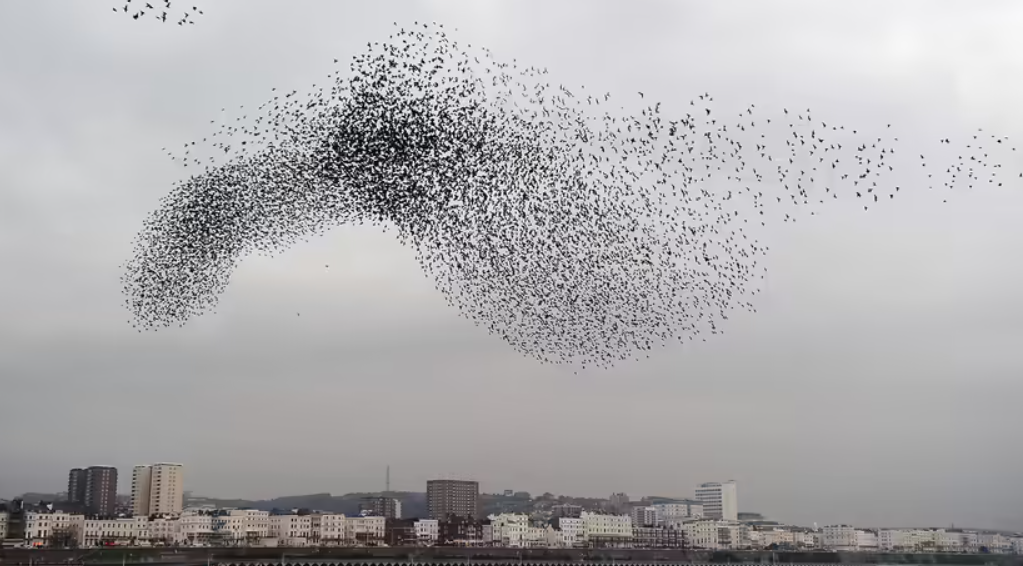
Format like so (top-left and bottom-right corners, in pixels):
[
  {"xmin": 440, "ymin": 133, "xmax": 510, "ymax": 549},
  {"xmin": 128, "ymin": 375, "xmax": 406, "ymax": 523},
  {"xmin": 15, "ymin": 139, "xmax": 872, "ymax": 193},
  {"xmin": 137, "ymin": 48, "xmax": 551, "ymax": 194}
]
[{"xmin": 1, "ymin": 0, "xmax": 1022, "ymax": 532}]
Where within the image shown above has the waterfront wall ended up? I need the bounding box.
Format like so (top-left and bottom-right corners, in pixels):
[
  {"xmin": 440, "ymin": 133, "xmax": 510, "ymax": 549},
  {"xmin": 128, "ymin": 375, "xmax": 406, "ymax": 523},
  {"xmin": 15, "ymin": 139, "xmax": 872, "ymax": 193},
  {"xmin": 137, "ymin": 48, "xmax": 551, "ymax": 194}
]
[{"xmin": 2, "ymin": 548, "xmax": 1021, "ymax": 566}]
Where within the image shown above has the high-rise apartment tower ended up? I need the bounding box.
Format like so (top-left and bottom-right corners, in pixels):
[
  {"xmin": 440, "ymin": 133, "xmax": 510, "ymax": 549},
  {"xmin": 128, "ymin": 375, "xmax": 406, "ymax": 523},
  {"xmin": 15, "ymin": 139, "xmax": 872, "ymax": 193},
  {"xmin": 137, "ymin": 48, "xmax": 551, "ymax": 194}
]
[
  {"xmin": 67, "ymin": 466, "xmax": 119, "ymax": 517},
  {"xmin": 131, "ymin": 463, "xmax": 184, "ymax": 516},
  {"xmin": 695, "ymin": 480, "xmax": 738, "ymax": 521},
  {"xmin": 426, "ymin": 479, "xmax": 479, "ymax": 520}
]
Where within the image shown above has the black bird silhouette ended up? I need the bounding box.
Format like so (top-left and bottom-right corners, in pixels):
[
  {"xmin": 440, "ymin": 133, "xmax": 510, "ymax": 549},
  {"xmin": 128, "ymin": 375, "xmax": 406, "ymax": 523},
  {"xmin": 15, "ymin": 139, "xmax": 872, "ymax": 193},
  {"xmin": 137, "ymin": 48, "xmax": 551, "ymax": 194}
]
[{"xmin": 113, "ymin": 0, "xmax": 203, "ymax": 23}]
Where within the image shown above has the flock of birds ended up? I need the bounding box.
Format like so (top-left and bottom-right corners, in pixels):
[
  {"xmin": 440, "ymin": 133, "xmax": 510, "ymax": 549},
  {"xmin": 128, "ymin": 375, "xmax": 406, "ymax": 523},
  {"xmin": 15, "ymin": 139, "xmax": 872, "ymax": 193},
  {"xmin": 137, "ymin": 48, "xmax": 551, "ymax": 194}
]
[
  {"xmin": 123, "ymin": 22, "xmax": 1021, "ymax": 370},
  {"xmin": 113, "ymin": 0, "xmax": 202, "ymax": 25}
]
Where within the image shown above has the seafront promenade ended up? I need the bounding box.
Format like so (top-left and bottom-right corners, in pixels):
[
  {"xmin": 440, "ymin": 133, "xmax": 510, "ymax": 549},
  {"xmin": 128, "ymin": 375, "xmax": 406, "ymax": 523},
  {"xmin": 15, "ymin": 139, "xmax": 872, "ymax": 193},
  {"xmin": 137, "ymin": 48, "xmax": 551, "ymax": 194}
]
[{"xmin": 2, "ymin": 548, "xmax": 1022, "ymax": 566}]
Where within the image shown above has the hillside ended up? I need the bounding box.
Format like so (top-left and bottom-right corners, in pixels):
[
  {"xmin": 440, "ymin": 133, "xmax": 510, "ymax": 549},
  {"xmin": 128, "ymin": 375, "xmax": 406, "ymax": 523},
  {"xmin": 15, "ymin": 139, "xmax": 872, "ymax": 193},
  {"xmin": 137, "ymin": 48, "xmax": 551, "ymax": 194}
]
[{"xmin": 13, "ymin": 491, "xmax": 609, "ymax": 519}]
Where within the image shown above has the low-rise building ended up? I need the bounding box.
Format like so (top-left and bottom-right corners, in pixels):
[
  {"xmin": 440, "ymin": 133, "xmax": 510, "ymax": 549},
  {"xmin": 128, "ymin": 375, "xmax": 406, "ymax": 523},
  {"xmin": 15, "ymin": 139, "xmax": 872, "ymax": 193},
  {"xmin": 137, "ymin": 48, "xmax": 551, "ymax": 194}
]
[
  {"xmin": 978, "ymin": 532, "xmax": 1012, "ymax": 554},
  {"xmin": 682, "ymin": 519, "xmax": 720, "ymax": 549},
  {"xmin": 936, "ymin": 530, "xmax": 963, "ymax": 553},
  {"xmin": 81, "ymin": 517, "xmax": 148, "ymax": 546},
  {"xmin": 346, "ymin": 515, "xmax": 385, "ymax": 545},
  {"xmin": 383, "ymin": 518, "xmax": 417, "ymax": 546},
  {"xmin": 581, "ymin": 512, "xmax": 632, "ymax": 547},
  {"xmin": 25, "ymin": 511, "xmax": 84, "ymax": 547},
  {"xmin": 856, "ymin": 529, "xmax": 878, "ymax": 550},
  {"xmin": 488, "ymin": 513, "xmax": 529, "ymax": 547},
  {"xmin": 631, "ymin": 506, "xmax": 658, "ymax": 528},
  {"xmin": 414, "ymin": 518, "xmax": 439, "ymax": 545},
  {"xmin": 438, "ymin": 517, "xmax": 486, "ymax": 546},
  {"xmin": 551, "ymin": 516, "xmax": 585, "ymax": 548},
  {"xmin": 879, "ymin": 529, "xmax": 961, "ymax": 552},
  {"xmin": 653, "ymin": 500, "xmax": 704, "ymax": 524},
  {"xmin": 752, "ymin": 527, "xmax": 801, "ymax": 549},
  {"xmin": 179, "ymin": 509, "xmax": 214, "ymax": 545},
  {"xmin": 632, "ymin": 525, "xmax": 685, "ymax": 548},
  {"xmin": 269, "ymin": 513, "xmax": 313, "ymax": 544},
  {"xmin": 147, "ymin": 515, "xmax": 180, "ymax": 544},
  {"xmin": 822, "ymin": 524, "xmax": 858, "ymax": 550},
  {"xmin": 682, "ymin": 519, "xmax": 747, "ymax": 550},
  {"xmin": 319, "ymin": 514, "xmax": 346, "ymax": 545}
]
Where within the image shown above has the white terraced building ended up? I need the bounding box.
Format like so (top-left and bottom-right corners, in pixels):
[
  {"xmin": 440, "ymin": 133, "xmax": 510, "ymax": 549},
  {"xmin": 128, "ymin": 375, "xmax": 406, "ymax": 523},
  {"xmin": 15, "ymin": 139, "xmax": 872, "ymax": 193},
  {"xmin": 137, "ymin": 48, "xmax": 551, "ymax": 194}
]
[
  {"xmin": 551, "ymin": 517, "xmax": 585, "ymax": 548},
  {"xmin": 487, "ymin": 514, "xmax": 550, "ymax": 548},
  {"xmin": 580, "ymin": 512, "xmax": 632, "ymax": 546},
  {"xmin": 25, "ymin": 511, "xmax": 85, "ymax": 546},
  {"xmin": 269, "ymin": 513, "xmax": 313, "ymax": 543},
  {"xmin": 681, "ymin": 519, "xmax": 748, "ymax": 550},
  {"xmin": 748, "ymin": 528, "xmax": 816, "ymax": 549},
  {"xmin": 319, "ymin": 514, "xmax": 347, "ymax": 545},
  {"xmin": 345, "ymin": 515, "xmax": 386, "ymax": 544},
  {"xmin": 414, "ymin": 518, "xmax": 439, "ymax": 545},
  {"xmin": 81, "ymin": 517, "xmax": 150, "ymax": 546},
  {"xmin": 822, "ymin": 525, "xmax": 858, "ymax": 550}
]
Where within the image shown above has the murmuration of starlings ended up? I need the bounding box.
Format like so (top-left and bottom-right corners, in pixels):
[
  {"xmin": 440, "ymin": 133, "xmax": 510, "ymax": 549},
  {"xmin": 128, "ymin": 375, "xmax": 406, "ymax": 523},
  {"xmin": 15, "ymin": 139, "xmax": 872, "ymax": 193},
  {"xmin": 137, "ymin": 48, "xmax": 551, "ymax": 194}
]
[{"xmin": 122, "ymin": 22, "xmax": 1021, "ymax": 370}]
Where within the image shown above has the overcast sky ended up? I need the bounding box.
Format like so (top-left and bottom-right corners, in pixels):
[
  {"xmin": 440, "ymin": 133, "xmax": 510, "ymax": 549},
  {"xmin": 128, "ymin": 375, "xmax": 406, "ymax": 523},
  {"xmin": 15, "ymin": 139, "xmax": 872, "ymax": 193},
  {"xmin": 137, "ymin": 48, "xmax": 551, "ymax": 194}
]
[{"xmin": 1, "ymin": 0, "xmax": 1022, "ymax": 532}]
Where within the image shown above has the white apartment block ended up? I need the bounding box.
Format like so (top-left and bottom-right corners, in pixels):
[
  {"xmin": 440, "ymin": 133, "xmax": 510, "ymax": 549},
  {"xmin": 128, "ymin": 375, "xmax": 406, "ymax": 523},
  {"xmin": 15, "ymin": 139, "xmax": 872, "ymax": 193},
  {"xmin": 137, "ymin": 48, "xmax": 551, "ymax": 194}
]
[
  {"xmin": 269, "ymin": 513, "xmax": 313, "ymax": 543},
  {"xmin": 147, "ymin": 516, "xmax": 180, "ymax": 543},
  {"xmin": 978, "ymin": 532, "xmax": 1013, "ymax": 553},
  {"xmin": 960, "ymin": 531, "xmax": 980, "ymax": 552},
  {"xmin": 319, "ymin": 513, "xmax": 347, "ymax": 545},
  {"xmin": 1012, "ymin": 537, "xmax": 1023, "ymax": 555},
  {"xmin": 695, "ymin": 481, "xmax": 738, "ymax": 521},
  {"xmin": 681, "ymin": 519, "xmax": 747, "ymax": 550},
  {"xmin": 875, "ymin": 529, "xmax": 1000, "ymax": 553},
  {"xmin": 206, "ymin": 509, "xmax": 270, "ymax": 543},
  {"xmin": 718, "ymin": 521, "xmax": 748, "ymax": 549},
  {"xmin": 81, "ymin": 517, "xmax": 149, "ymax": 546},
  {"xmin": 751, "ymin": 528, "xmax": 808, "ymax": 548},
  {"xmin": 822, "ymin": 524, "xmax": 858, "ymax": 550},
  {"xmin": 523, "ymin": 525, "xmax": 551, "ymax": 547},
  {"xmin": 25, "ymin": 511, "xmax": 85, "ymax": 545},
  {"xmin": 552, "ymin": 517, "xmax": 585, "ymax": 548},
  {"xmin": 132, "ymin": 463, "xmax": 184, "ymax": 516},
  {"xmin": 487, "ymin": 514, "xmax": 549, "ymax": 548},
  {"xmin": 653, "ymin": 500, "xmax": 704, "ymax": 524},
  {"xmin": 488, "ymin": 513, "xmax": 528, "ymax": 547},
  {"xmin": 0, "ymin": 511, "xmax": 8, "ymax": 539},
  {"xmin": 682, "ymin": 519, "xmax": 719, "ymax": 549},
  {"xmin": 179, "ymin": 509, "xmax": 214, "ymax": 543},
  {"xmin": 631, "ymin": 506, "xmax": 658, "ymax": 528},
  {"xmin": 414, "ymin": 518, "xmax": 439, "ymax": 545},
  {"xmin": 856, "ymin": 529, "xmax": 878, "ymax": 550},
  {"xmin": 580, "ymin": 512, "xmax": 632, "ymax": 544},
  {"xmin": 345, "ymin": 515, "xmax": 385, "ymax": 543},
  {"xmin": 236, "ymin": 509, "xmax": 270, "ymax": 540},
  {"xmin": 878, "ymin": 529, "xmax": 905, "ymax": 551}
]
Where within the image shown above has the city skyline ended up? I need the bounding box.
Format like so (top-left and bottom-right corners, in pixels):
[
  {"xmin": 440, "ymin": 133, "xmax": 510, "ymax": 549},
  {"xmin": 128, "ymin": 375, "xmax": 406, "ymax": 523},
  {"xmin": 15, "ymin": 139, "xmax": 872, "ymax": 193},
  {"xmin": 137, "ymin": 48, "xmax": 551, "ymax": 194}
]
[
  {"xmin": 4, "ymin": 497, "xmax": 1021, "ymax": 552},
  {"xmin": 0, "ymin": 0, "xmax": 1021, "ymax": 536},
  {"xmin": 3, "ymin": 468, "xmax": 1017, "ymax": 534},
  {"xmin": 1, "ymin": 455, "xmax": 1020, "ymax": 531}
]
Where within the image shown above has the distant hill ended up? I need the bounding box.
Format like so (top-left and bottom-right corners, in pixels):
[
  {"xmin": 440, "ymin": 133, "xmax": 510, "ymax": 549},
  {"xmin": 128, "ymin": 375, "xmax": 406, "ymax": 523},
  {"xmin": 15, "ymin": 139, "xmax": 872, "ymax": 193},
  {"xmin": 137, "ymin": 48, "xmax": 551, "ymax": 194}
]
[
  {"xmin": 15, "ymin": 490, "xmax": 607, "ymax": 520},
  {"xmin": 17, "ymin": 493, "xmax": 63, "ymax": 504},
  {"xmin": 184, "ymin": 491, "xmax": 573, "ymax": 518},
  {"xmin": 186, "ymin": 492, "xmax": 429, "ymax": 518}
]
